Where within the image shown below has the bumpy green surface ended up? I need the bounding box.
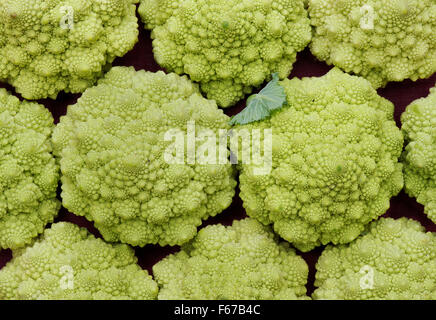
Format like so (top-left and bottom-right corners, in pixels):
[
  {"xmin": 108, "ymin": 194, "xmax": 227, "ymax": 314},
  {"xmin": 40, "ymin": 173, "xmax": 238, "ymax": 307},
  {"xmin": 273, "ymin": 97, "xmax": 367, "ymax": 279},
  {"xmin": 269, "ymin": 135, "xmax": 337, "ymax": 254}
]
[
  {"xmin": 238, "ymin": 68, "xmax": 404, "ymax": 252},
  {"xmin": 153, "ymin": 218, "xmax": 309, "ymax": 300},
  {"xmin": 309, "ymin": 0, "xmax": 436, "ymax": 88},
  {"xmin": 53, "ymin": 66, "xmax": 236, "ymax": 247},
  {"xmin": 0, "ymin": 89, "xmax": 60, "ymax": 250},
  {"xmin": 0, "ymin": 222, "xmax": 158, "ymax": 299},
  {"xmin": 313, "ymin": 218, "xmax": 436, "ymax": 300},
  {"xmin": 0, "ymin": 0, "xmax": 139, "ymax": 100},
  {"xmin": 139, "ymin": 0, "xmax": 311, "ymax": 107},
  {"xmin": 401, "ymin": 87, "xmax": 436, "ymax": 223}
]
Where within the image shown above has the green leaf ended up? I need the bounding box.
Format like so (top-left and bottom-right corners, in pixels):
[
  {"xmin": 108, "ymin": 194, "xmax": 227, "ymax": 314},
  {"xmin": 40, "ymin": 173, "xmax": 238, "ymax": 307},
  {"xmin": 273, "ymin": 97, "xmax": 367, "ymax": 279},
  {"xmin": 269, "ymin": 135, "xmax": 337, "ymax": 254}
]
[
  {"xmin": 228, "ymin": 100, "xmax": 270, "ymax": 125},
  {"xmin": 229, "ymin": 73, "xmax": 287, "ymax": 126}
]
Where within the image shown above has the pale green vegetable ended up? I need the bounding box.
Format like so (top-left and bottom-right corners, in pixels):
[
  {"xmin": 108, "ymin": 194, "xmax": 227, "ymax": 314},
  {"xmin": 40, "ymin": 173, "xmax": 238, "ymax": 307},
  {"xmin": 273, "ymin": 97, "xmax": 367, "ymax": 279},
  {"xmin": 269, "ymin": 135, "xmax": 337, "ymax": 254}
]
[
  {"xmin": 139, "ymin": 0, "xmax": 311, "ymax": 107},
  {"xmin": 401, "ymin": 87, "xmax": 436, "ymax": 223},
  {"xmin": 229, "ymin": 73, "xmax": 287, "ymax": 125},
  {"xmin": 0, "ymin": 0, "xmax": 139, "ymax": 100},
  {"xmin": 314, "ymin": 218, "xmax": 436, "ymax": 300},
  {"xmin": 0, "ymin": 222, "xmax": 158, "ymax": 300},
  {"xmin": 308, "ymin": 0, "xmax": 436, "ymax": 88},
  {"xmin": 0, "ymin": 89, "xmax": 60, "ymax": 250},
  {"xmin": 236, "ymin": 68, "xmax": 404, "ymax": 252},
  {"xmin": 154, "ymin": 218, "xmax": 309, "ymax": 300}
]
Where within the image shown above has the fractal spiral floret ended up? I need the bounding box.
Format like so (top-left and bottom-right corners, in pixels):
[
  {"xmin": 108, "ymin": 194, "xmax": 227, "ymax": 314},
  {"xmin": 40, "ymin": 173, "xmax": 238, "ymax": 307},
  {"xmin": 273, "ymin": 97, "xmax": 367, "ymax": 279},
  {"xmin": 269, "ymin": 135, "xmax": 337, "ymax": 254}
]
[
  {"xmin": 153, "ymin": 218, "xmax": 309, "ymax": 300},
  {"xmin": 0, "ymin": 89, "xmax": 60, "ymax": 250},
  {"xmin": 313, "ymin": 218, "xmax": 436, "ymax": 300},
  {"xmin": 0, "ymin": 0, "xmax": 139, "ymax": 100},
  {"xmin": 401, "ymin": 87, "xmax": 436, "ymax": 223},
  {"xmin": 139, "ymin": 0, "xmax": 312, "ymax": 107},
  {"xmin": 309, "ymin": 0, "xmax": 436, "ymax": 88},
  {"xmin": 0, "ymin": 0, "xmax": 434, "ymax": 303},
  {"xmin": 53, "ymin": 66, "xmax": 236, "ymax": 247},
  {"xmin": 0, "ymin": 222, "xmax": 158, "ymax": 299},
  {"xmin": 237, "ymin": 68, "xmax": 404, "ymax": 252}
]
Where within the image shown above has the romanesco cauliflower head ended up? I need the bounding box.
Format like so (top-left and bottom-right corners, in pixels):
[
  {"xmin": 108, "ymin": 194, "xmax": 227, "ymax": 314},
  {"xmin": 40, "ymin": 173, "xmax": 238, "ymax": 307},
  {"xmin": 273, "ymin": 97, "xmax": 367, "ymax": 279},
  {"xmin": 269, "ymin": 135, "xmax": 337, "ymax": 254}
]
[
  {"xmin": 0, "ymin": 0, "xmax": 139, "ymax": 100},
  {"xmin": 153, "ymin": 218, "xmax": 309, "ymax": 300},
  {"xmin": 308, "ymin": 0, "xmax": 436, "ymax": 88},
  {"xmin": 238, "ymin": 68, "xmax": 404, "ymax": 252},
  {"xmin": 0, "ymin": 222, "xmax": 158, "ymax": 300},
  {"xmin": 53, "ymin": 67, "xmax": 236, "ymax": 247},
  {"xmin": 313, "ymin": 218, "xmax": 436, "ymax": 300},
  {"xmin": 139, "ymin": 0, "xmax": 311, "ymax": 107},
  {"xmin": 0, "ymin": 89, "xmax": 60, "ymax": 250},
  {"xmin": 401, "ymin": 87, "xmax": 436, "ymax": 223}
]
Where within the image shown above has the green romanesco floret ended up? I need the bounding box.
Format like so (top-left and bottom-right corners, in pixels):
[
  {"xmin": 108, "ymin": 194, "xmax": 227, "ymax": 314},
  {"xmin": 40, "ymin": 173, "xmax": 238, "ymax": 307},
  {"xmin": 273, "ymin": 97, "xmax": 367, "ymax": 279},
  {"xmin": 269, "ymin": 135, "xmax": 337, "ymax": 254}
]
[
  {"xmin": 237, "ymin": 68, "xmax": 404, "ymax": 252},
  {"xmin": 0, "ymin": 222, "xmax": 158, "ymax": 300},
  {"xmin": 401, "ymin": 87, "xmax": 436, "ymax": 223},
  {"xmin": 313, "ymin": 218, "xmax": 436, "ymax": 300},
  {"xmin": 153, "ymin": 218, "xmax": 309, "ymax": 300},
  {"xmin": 139, "ymin": 0, "xmax": 312, "ymax": 108},
  {"xmin": 0, "ymin": 0, "xmax": 139, "ymax": 100},
  {"xmin": 52, "ymin": 66, "xmax": 236, "ymax": 247},
  {"xmin": 0, "ymin": 89, "xmax": 60, "ymax": 250},
  {"xmin": 308, "ymin": 0, "xmax": 436, "ymax": 88}
]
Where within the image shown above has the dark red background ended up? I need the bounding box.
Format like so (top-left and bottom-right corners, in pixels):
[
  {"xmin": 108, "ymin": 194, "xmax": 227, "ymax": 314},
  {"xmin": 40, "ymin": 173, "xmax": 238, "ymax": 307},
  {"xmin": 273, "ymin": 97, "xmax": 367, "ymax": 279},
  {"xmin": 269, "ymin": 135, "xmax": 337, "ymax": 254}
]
[{"xmin": 0, "ymin": 13, "xmax": 435, "ymax": 297}]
